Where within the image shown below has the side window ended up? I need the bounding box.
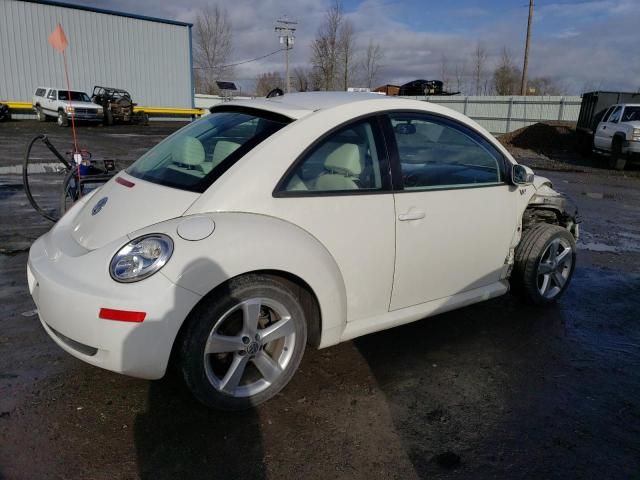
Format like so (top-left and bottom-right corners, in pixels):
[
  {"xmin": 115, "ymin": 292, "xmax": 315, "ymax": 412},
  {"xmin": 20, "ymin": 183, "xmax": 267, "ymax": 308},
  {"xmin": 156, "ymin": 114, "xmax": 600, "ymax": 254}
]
[
  {"xmin": 608, "ymin": 106, "xmax": 622, "ymax": 124},
  {"xmin": 389, "ymin": 113, "xmax": 503, "ymax": 190},
  {"xmin": 35, "ymin": 88, "xmax": 46, "ymax": 97},
  {"xmin": 280, "ymin": 119, "xmax": 386, "ymax": 193},
  {"xmin": 601, "ymin": 106, "xmax": 615, "ymax": 123},
  {"xmin": 622, "ymin": 106, "xmax": 640, "ymax": 122},
  {"xmin": 47, "ymin": 89, "xmax": 56, "ymax": 100}
]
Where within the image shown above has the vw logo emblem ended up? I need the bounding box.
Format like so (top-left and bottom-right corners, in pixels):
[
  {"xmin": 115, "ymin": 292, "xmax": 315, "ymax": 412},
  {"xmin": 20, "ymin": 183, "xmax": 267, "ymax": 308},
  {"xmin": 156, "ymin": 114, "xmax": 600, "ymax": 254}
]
[
  {"xmin": 246, "ymin": 342, "xmax": 260, "ymax": 355},
  {"xmin": 91, "ymin": 197, "xmax": 108, "ymax": 216}
]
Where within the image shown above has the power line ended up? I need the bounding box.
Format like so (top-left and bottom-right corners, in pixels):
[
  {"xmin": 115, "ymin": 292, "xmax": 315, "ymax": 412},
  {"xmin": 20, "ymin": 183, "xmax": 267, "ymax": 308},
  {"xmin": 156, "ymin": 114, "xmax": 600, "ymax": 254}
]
[{"xmin": 193, "ymin": 48, "xmax": 286, "ymax": 70}]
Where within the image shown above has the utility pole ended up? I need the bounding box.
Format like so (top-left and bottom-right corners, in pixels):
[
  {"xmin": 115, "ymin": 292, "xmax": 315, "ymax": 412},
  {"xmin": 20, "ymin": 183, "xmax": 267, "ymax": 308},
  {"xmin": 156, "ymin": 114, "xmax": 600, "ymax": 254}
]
[
  {"xmin": 520, "ymin": 0, "xmax": 534, "ymax": 96},
  {"xmin": 275, "ymin": 16, "xmax": 297, "ymax": 93}
]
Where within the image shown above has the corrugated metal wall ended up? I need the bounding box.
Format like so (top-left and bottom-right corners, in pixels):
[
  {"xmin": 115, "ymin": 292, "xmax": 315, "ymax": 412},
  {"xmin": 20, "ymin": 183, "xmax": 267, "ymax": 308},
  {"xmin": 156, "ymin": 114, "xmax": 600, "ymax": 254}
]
[
  {"xmin": 194, "ymin": 94, "xmax": 583, "ymax": 136},
  {"xmin": 419, "ymin": 95, "xmax": 583, "ymax": 135},
  {"xmin": 0, "ymin": 0, "xmax": 192, "ymax": 107}
]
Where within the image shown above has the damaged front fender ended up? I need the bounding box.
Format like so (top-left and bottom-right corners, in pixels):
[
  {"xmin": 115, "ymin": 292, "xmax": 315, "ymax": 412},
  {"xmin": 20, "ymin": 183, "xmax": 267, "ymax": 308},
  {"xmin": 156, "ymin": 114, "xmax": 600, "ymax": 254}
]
[{"xmin": 525, "ymin": 181, "xmax": 580, "ymax": 240}]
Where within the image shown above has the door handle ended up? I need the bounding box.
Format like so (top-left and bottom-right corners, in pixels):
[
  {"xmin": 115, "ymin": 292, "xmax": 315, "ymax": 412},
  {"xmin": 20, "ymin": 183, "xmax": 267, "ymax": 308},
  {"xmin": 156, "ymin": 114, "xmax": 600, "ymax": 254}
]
[
  {"xmin": 602, "ymin": 126, "xmax": 606, "ymax": 130},
  {"xmin": 398, "ymin": 210, "xmax": 425, "ymax": 221}
]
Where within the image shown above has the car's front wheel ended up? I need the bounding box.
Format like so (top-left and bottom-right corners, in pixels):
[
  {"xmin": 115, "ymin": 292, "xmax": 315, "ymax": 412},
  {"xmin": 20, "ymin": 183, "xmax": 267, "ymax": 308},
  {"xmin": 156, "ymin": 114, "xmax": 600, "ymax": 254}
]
[
  {"xmin": 57, "ymin": 110, "xmax": 69, "ymax": 127},
  {"xmin": 36, "ymin": 106, "xmax": 46, "ymax": 122},
  {"xmin": 511, "ymin": 223, "xmax": 576, "ymax": 304},
  {"xmin": 608, "ymin": 137, "xmax": 627, "ymax": 171},
  {"xmin": 179, "ymin": 274, "xmax": 307, "ymax": 410}
]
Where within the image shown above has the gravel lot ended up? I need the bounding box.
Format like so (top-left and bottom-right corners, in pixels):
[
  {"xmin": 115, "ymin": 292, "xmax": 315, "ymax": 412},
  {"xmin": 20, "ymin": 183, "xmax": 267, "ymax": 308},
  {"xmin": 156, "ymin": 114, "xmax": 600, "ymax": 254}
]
[{"xmin": 1, "ymin": 120, "xmax": 639, "ymax": 479}]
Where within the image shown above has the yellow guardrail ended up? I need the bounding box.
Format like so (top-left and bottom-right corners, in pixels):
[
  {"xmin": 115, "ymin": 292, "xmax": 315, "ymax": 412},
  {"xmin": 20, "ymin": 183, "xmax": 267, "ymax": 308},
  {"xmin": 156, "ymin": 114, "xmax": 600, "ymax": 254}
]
[
  {"xmin": 2, "ymin": 101, "xmax": 33, "ymax": 109},
  {"xmin": 0, "ymin": 100, "xmax": 204, "ymax": 117},
  {"xmin": 134, "ymin": 106, "xmax": 204, "ymax": 116}
]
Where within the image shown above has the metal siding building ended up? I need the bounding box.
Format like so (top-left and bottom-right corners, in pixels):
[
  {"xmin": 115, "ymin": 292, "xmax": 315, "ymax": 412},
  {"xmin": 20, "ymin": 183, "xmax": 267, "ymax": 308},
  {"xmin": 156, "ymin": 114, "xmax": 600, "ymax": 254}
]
[{"xmin": 0, "ymin": 0, "xmax": 193, "ymax": 107}]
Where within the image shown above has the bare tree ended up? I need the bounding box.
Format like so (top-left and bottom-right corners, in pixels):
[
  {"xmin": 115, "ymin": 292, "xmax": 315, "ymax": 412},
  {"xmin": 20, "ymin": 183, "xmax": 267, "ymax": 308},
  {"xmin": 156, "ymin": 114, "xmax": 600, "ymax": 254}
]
[
  {"xmin": 193, "ymin": 5, "xmax": 233, "ymax": 94},
  {"xmin": 493, "ymin": 47, "xmax": 521, "ymax": 95},
  {"xmin": 440, "ymin": 54, "xmax": 451, "ymax": 92},
  {"xmin": 528, "ymin": 76, "xmax": 564, "ymax": 95},
  {"xmin": 454, "ymin": 61, "xmax": 466, "ymax": 94},
  {"xmin": 255, "ymin": 72, "xmax": 284, "ymax": 97},
  {"xmin": 360, "ymin": 39, "xmax": 383, "ymax": 89},
  {"xmin": 311, "ymin": 1, "xmax": 367, "ymax": 91},
  {"xmin": 472, "ymin": 42, "xmax": 487, "ymax": 96},
  {"xmin": 339, "ymin": 19, "xmax": 355, "ymax": 90},
  {"xmin": 292, "ymin": 67, "xmax": 310, "ymax": 92},
  {"xmin": 311, "ymin": 0, "xmax": 343, "ymax": 90}
]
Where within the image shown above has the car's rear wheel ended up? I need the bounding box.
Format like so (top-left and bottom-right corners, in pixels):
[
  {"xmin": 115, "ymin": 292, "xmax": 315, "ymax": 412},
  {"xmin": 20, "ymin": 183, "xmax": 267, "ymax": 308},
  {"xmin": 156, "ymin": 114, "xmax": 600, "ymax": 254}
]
[
  {"xmin": 180, "ymin": 275, "xmax": 307, "ymax": 410},
  {"xmin": 608, "ymin": 138, "xmax": 627, "ymax": 170},
  {"xmin": 511, "ymin": 223, "xmax": 576, "ymax": 304}
]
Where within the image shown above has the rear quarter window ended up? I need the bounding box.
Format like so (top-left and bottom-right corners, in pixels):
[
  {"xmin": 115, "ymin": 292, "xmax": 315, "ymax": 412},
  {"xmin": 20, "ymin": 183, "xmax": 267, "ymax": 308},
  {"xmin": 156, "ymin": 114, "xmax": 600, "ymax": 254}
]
[{"xmin": 127, "ymin": 108, "xmax": 291, "ymax": 193}]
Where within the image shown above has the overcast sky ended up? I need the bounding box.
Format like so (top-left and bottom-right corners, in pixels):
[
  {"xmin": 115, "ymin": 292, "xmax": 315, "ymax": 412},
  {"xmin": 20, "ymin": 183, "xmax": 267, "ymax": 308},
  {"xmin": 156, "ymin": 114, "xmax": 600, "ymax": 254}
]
[{"xmin": 73, "ymin": 0, "xmax": 639, "ymax": 94}]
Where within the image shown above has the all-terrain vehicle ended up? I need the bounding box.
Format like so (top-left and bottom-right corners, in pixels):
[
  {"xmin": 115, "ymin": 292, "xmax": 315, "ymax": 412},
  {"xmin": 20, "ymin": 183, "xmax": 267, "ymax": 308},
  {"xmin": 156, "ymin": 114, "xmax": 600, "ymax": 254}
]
[{"xmin": 91, "ymin": 86, "xmax": 149, "ymax": 126}]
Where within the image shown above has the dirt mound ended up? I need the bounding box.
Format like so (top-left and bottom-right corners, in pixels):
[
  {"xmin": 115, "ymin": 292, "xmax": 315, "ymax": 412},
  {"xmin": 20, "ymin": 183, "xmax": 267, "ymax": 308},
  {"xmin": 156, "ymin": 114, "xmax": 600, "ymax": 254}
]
[{"xmin": 499, "ymin": 121, "xmax": 577, "ymax": 154}]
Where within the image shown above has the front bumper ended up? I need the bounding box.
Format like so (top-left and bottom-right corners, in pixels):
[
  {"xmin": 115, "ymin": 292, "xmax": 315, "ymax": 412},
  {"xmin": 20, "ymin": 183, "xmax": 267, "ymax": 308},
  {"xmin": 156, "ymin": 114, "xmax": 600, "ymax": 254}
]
[
  {"xmin": 623, "ymin": 140, "xmax": 640, "ymax": 155},
  {"xmin": 27, "ymin": 205, "xmax": 201, "ymax": 379},
  {"xmin": 68, "ymin": 112, "xmax": 103, "ymax": 122}
]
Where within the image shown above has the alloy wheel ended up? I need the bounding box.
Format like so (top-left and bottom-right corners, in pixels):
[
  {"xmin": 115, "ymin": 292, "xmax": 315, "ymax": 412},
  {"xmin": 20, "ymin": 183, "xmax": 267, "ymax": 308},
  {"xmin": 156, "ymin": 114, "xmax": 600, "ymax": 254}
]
[
  {"xmin": 203, "ymin": 297, "xmax": 296, "ymax": 398},
  {"xmin": 536, "ymin": 238, "xmax": 573, "ymax": 299}
]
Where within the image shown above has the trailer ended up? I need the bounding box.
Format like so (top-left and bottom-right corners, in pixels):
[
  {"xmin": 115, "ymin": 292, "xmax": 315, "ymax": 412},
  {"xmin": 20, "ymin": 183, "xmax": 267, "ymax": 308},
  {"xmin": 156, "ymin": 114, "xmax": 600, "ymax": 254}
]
[{"xmin": 576, "ymin": 91, "xmax": 640, "ymax": 154}]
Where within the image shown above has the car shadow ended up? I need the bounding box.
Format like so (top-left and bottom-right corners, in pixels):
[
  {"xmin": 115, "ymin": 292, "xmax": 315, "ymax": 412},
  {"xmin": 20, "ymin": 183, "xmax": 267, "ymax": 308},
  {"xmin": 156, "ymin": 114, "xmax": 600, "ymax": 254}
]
[
  {"xmin": 352, "ymin": 290, "xmax": 568, "ymax": 477},
  {"xmin": 133, "ymin": 257, "xmax": 266, "ymax": 480},
  {"xmin": 134, "ymin": 371, "xmax": 265, "ymax": 480},
  {"xmin": 353, "ymin": 267, "xmax": 640, "ymax": 478}
]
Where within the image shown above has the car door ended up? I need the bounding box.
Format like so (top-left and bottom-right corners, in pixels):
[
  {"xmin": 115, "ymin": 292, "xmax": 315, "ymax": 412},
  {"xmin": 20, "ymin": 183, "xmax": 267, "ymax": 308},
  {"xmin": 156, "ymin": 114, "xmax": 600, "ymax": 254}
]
[
  {"xmin": 274, "ymin": 116, "xmax": 396, "ymax": 323},
  {"xmin": 593, "ymin": 106, "xmax": 614, "ymax": 150},
  {"xmin": 384, "ymin": 112, "xmax": 517, "ymax": 311},
  {"xmin": 45, "ymin": 89, "xmax": 57, "ymax": 115},
  {"xmin": 595, "ymin": 105, "xmax": 622, "ymax": 151}
]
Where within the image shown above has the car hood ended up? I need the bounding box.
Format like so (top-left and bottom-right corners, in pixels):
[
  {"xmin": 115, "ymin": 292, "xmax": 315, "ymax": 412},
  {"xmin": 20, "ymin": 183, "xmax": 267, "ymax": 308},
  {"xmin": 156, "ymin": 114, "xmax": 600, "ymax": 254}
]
[
  {"xmin": 64, "ymin": 101, "xmax": 101, "ymax": 109},
  {"xmin": 70, "ymin": 173, "xmax": 199, "ymax": 250}
]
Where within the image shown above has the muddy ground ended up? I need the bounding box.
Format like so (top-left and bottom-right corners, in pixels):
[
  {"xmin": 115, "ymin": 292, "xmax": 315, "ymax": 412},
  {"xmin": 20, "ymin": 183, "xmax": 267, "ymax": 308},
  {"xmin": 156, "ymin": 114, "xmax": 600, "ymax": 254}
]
[{"xmin": 1, "ymin": 120, "xmax": 639, "ymax": 479}]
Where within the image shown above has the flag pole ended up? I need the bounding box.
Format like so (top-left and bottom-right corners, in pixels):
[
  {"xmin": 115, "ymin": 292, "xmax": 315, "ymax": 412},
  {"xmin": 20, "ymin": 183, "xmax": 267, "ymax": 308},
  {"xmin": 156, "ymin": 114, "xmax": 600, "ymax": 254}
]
[
  {"xmin": 49, "ymin": 23, "xmax": 82, "ymax": 197},
  {"xmin": 61, "ymin": 49, "xmax": 79, "ymax": 155}
]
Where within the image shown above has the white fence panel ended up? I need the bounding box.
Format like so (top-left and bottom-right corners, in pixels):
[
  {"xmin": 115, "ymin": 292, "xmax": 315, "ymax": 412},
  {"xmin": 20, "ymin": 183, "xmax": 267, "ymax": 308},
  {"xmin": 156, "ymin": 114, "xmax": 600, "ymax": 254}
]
[{"xmin": 194, "ymin": 94, "xmax": 583, "ymax": 136}]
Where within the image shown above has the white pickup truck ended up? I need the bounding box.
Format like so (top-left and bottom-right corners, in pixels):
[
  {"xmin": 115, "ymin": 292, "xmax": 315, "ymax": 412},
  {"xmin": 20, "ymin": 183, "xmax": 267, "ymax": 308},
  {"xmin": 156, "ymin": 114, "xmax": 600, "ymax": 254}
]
[
  {"xmin": 593, "ymin": 103, "xmax": 640, "ymax": 170},
  {"xmin": 32, "ymin": 87, "xmax": 104, "ymax": 127}
]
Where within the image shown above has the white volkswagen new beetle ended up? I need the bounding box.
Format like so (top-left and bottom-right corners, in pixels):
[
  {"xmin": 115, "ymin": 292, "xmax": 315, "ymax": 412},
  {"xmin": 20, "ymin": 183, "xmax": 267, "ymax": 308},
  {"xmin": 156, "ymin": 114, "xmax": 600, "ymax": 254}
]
[{"xmin": 28, "ymin": 92, "xmax": 579, "ymax": 409}]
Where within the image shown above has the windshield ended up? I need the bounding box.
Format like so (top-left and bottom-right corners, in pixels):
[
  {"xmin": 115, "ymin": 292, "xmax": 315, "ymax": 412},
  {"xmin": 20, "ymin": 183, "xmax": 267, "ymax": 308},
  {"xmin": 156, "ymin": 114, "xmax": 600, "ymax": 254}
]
[
  {"xmin": 58, "ymin": 91, "xmax": 91, "ymax": 102},
  {"xmin": 622, "ymin": 106, "xmax": 640, "ymax": 122},
  {"xmin": 127, "ymin": 108, "xmax": 290, "ymax": 192}
]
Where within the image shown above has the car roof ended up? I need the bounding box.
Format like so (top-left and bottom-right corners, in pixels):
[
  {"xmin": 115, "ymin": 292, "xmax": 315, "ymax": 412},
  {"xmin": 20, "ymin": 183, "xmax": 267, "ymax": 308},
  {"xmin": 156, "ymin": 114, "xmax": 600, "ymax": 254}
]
[
  {"xmin": 220, "ymin": 92, "xmax": 394, "ymax": 120},
  {"xmin": 37, "ymin": 87, "xmax": 88, "ymax": 93}
]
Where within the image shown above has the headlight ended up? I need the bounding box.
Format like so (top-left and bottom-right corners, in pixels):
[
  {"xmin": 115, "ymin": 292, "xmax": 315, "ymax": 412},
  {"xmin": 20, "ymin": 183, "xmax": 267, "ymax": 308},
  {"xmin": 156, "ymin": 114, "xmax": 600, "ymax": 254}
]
[
  {"xmin": 65, "ymin": 106, "xmax": 75, "ymax": 113},
  {"xmin": 632, "ymin": 128, "xmax": 640, "ymax": 141},
  {"xmin": 110, "ymin": 234, "xmax": 173, "ymax": 283}
]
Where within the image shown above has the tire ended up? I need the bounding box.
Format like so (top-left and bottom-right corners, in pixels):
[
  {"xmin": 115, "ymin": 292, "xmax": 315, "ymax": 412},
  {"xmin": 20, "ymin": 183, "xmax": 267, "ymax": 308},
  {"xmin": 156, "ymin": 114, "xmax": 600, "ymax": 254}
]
[
  {"xmin": 36, "ymin": 106, "xmax": 46, "ymax": 122},
  {"xmin": 608, "ymin": 138, "xmax": 627, "ymax": 170},
  {"xmin": 179, "ymin": 274, "xmax": 307, "ymax": 410},
  {"xmin": 57, "ymin": 110, "xmax": 69, "ymax": 127},
  {"xmin": 511, "ymin": 223, "xmax": 576, "ymax": 305}
]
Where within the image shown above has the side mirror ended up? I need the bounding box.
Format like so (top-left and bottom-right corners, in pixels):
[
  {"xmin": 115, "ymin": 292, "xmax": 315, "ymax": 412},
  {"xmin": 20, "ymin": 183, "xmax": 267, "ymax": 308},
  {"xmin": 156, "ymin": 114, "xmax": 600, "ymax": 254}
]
[{"xmin": 512, "ymin": 164, "xmax": 535, "ymax": 185}]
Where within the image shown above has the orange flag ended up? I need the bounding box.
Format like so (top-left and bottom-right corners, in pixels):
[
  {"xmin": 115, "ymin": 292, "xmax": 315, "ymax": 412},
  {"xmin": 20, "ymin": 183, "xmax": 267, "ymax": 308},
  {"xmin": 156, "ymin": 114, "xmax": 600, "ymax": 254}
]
[{"xmin": 48, "ymin": 24, "xmax": 68, "ymax": 53}]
